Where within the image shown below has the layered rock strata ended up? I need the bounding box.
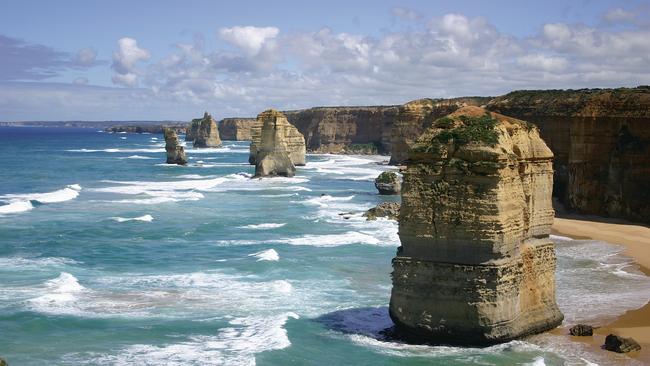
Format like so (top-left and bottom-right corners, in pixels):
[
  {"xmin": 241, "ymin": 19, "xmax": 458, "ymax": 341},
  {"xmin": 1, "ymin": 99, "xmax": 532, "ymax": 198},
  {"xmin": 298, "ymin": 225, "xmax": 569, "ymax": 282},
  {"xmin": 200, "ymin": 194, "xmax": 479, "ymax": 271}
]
[
  {"xmin": 163, "ymin": 128, "xmax": 187, "ymax": 165},
  {"xmin": 192, "ymin": 112, "xmax": 222, "ymax": 148},
  {"xmin": 284, "ymin": 106, "xmax": 399, "ymax": 154},
  {"xmin": 486, "ymin": 87, "xmax": 650, "ymax": 223},
  {"xmin": 249, "ymin": 111, "xmax": 306, "ymax": 166},
  {"xmin": 253, "ymin": 109, "xmax": 304, "ymax": 177},
  {"xmin": 218, "ymin": 118, "xmax": 257, "ymax": 140},
  {"xmin": 389, "ymin": 106, "xmax": 563, "ymax": 345},
  {"xmin": 389, "ymin": 97, "xmax": 490, "ymax": 164}
]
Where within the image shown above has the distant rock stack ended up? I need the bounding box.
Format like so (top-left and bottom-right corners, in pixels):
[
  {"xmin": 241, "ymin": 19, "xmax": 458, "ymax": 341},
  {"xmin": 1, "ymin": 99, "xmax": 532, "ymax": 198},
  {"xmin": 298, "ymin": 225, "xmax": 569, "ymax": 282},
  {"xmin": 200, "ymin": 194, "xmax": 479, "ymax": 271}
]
[
  {"xmin": 185, "ymin": 117, "xmax": 201, "ymax": 142},
  {"xmin": 254, "ymin": 109, "xmax": 305, "ymax": 177},
  {"xmin": 192, "ymin": 112, "xmax": 222, "ymax": 148},
  {"xmin": 389, "ymin": 106, "xmax": 563, "ymax": 345},
  {"xmin": 249, "ymin": 111, "xmax": 305, "ymax": 166},
  {"xmin": 163, "ymin": 128, "xmax": 187, "ymax": 165}
]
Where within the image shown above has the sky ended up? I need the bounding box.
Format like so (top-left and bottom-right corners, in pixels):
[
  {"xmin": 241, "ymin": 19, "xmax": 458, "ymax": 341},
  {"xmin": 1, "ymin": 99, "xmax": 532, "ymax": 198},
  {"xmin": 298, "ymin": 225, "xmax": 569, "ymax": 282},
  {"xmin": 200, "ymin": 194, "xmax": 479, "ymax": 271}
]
[{"xmin": 1, "ymin": 0, "xmax": 649, "ymax": 121}]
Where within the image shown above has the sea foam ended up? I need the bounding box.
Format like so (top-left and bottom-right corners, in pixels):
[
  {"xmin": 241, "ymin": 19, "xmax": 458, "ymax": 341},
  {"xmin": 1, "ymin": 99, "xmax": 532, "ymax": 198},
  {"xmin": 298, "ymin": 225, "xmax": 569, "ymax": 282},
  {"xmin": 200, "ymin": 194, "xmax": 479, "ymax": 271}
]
[{"xmin": 0, "ymin": 184, "xmax": 81, "ymax": 215}]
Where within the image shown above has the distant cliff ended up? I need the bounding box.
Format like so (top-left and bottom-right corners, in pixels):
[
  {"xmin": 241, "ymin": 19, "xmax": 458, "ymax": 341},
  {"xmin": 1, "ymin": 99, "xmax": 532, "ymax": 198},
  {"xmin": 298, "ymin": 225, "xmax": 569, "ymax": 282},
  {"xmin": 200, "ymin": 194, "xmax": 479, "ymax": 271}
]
[
  {"xmin": 218, "ymin": 118, "xmax": 257, "ymax": 140},
  {"xmin": 105, "ymin": 123, "xmax": 187, "ymax": 134},
  {"xmin": 486, "ymin": 87, "xmax": 650, "ymax": 223},
  {"xmin": 283, "ymin": 106, "xmax": 399, "ymax": 154}
]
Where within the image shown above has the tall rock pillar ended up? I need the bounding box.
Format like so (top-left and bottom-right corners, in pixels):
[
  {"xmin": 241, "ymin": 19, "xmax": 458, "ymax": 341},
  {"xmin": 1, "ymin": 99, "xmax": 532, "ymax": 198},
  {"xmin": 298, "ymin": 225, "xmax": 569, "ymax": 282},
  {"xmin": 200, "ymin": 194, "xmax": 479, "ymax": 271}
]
[
  {"xmin": 389, "ymin": 106, "xmax": 563, "ymax": 344},
  {"xmin": 254, "ymin": 109, "xmax": 305, "ymax": 177}
]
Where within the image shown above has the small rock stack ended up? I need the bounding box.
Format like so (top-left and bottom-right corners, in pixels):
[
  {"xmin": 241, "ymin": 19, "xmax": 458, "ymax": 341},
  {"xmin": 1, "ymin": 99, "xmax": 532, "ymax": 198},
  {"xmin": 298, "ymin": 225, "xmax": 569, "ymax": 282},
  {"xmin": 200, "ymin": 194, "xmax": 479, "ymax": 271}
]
[
  {"xmin": 374, "ymin": 172, "xmax": 401, "ymax": 195},
  {"xmin": 163, "ymin": 127, "xmax": 187, "ymax": 165},
  {"xmin": 253, "ymin": 109, "xmax": 306, "ymax": 177},
  {"xmin": 192, "ymin": 112, "xmax": 222, "ymax": 148}
]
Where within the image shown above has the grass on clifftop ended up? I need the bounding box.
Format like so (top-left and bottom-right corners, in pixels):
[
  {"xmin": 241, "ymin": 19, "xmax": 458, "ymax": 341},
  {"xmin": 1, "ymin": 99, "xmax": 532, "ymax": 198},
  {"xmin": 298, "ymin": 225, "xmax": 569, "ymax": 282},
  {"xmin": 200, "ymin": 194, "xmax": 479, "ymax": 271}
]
[{"xmin": 435, "ymin": 112, "xmax": 499, "ymax": 147}]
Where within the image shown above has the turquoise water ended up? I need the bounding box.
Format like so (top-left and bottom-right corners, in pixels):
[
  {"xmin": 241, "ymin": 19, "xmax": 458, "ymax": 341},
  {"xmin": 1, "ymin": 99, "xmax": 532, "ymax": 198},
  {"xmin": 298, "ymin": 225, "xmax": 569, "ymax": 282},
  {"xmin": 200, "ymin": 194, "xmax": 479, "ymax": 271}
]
[{"xmin": 1, "ymin": 127, "xmax": 649, "ymax": 365}]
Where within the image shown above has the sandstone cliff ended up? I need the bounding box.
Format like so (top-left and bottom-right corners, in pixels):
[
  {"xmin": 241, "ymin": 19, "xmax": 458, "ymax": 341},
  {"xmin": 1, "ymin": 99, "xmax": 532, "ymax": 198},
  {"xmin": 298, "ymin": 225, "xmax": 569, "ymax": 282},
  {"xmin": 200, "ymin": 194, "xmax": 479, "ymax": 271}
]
[
  {"xmin": 192, "ymin": 112, "xmax": 222, "ymax": 148},
  {"xmin": 254, "ymin": 110, "xmax": 300, "ymax": 177},
  {"xmin": 218, "ymin": 118, "xmax": 257, "ymax": 140},
  {"xmin": 486, "ymin": 87, "xmax": 650, "ymax": 223},
  {"xmin": 250, "ymin": 111, "xmax": 306, "ymax": 166},
  {"xmin": 163, "ymin": 127, "xmax": 187, "ymax": 165},
  {"xmin": 389, "ymin": 97, "xmax": 490, "ymax": 165},
  {"xmin": 284, "ymin": 106, "xmax": 399, "ymax": 154},
  {"xmin": 389, "ymin": 106, "xmax": 563, "ymax": 344}
]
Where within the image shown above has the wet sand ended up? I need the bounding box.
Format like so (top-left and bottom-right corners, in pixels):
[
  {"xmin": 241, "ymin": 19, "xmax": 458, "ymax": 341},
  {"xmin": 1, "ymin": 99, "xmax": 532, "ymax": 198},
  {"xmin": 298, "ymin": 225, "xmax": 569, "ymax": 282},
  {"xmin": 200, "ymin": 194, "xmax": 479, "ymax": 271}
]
[{"xmin": 552, "ymin": 216, "xmax": 650, "ymax": 363}]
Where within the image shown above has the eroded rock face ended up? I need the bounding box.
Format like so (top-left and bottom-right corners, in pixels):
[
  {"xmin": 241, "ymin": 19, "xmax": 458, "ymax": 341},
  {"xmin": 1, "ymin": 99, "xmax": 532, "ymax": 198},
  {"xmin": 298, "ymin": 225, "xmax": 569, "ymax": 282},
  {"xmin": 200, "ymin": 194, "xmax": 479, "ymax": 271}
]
[
  {"xmin": 193, "ymin": 112, "xmax": 222, "ymax": 148},
  {"xmin": 486, "ymin": 87, "xmax": 650, "ymax": 223},
  {"xmin": 389, "ymin": 97, "xmax": 490, "ymax": 165},
  {"xmin": 250, "ymin": 110, "xmax": 306, "ymax": 167},
  {"xmin": 375, "ymin": 172, "xmax": 401, "ymax": 195},
  {"xmin": 185, "ymin": 118, "xmax": 201, "ymax": 142},
  {"xmin": 163, "ymin": 127, "xmax": 187, "ymax": 165},
  {"xmin": 253, "ymin": 109, "xmax": 303, "ymax": 177},
  {"xmin": 284, "ymin": 106, "xmax": 399, "ymax": 154},
  {"xmin": 218, "ymin": 118, "xmax": 257, "ymax": 140},
  {"xmin": 389, "ymin": 106, "xmax": 563, "ymax": 345}
]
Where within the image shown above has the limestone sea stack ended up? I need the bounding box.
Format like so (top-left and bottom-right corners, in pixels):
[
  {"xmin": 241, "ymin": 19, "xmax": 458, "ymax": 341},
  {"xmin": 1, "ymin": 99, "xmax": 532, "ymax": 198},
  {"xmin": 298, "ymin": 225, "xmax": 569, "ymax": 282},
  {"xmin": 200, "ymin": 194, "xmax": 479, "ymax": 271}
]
[
  {"xmin": 389, "ymin": 106, "xmax": 563, "ymax": 345},
  {"xmin": 193, "ymin": 112, "xmax": 222, "ymax": 148},
  {"xmin": 163, "ymin": 128, "xmax": 187, "ymax": 165},
  {"xmin": 375, "ymin": 171, "xmax": 401, "ymax": 195},
  {"xmin": 254, "ymin": 109, "xmax": 305, "ymax": 177},
  {"xmin": 249, "ymin": 111, "xmax": 306, "ymax": 166},
  {"xmin": 185, "ymin": 117, "xmax": 201, "ymax": 142}
]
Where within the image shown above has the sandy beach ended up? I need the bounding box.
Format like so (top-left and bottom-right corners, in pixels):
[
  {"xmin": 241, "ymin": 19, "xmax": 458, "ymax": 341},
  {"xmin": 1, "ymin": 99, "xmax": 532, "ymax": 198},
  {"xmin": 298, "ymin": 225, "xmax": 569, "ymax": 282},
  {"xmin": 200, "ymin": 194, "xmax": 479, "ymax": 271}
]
[{"xmin": 552, "ymin": 216, "xmax": 650, "ymax": 363}]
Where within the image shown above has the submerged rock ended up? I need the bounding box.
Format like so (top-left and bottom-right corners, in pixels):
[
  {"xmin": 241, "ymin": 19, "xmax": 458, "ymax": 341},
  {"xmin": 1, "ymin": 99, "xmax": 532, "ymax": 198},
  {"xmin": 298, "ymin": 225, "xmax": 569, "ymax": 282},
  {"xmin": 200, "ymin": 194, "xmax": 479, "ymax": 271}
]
[
  {"xmin": 389, "ymin": 106, "xmax": 563, "ymax": 345},
  {"xmin": 254, "ymin": 110, "xmax": 303, "ymax": 177},
  {"xmin": 364, "ymin": 202, "xmax": 400, "ymax": 221},
  {"xmin": 604, "ymin": 334, "xmax": 641, "ymax": 353},
  {"xmin": 374, "ymin": 172, "xmax": 401, "ymax": 195},
  {"xmin": 193, "ymin": 112, "xmax": 222, "ymax": 148},
  {"xmin": 163, "ymin": 127, "xmax": 187, "ymax": 165},
  {"xmin": 250, "ymin": 111, "xmax": 305, "ymax": 166},
  {"xmin": 0, "ymin": 357, "xmax": 7, "ymax": 366},
  {"xmin": 569, "ymin": 324, "xmax": 593, "ymax": 336}
]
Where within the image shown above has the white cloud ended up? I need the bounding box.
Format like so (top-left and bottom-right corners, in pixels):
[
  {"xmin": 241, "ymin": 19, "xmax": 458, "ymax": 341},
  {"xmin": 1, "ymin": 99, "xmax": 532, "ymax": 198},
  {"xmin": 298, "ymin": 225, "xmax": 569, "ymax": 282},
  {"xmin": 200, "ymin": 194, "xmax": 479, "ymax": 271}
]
[
  {"xmin": 517, "ymin": 54, "xmax": 567, "ymax": 72},
  {"xmin": 391, "ymin": 7, "xmax": 420, "ymax": 21},
  {"xmin": 111, "ymin": 37, "xmax": 150, "ymax": 86},
  {"xmin": 603, "ymin": 8, "xmax": 636, "ymax": 23},
  {"xmin": 218, "ymin": 26, "xmax": 279, "ymax": 55}
]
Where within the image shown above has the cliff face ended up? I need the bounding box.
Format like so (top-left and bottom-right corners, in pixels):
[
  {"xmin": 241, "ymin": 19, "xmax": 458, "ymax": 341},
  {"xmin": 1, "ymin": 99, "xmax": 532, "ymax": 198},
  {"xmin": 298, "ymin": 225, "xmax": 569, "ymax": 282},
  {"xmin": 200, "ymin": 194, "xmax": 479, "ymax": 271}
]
[
  {"xmin": 486, "ymin": 87, "xmax": 650, "ymax": 223},
  {"xmin": 389, "ymin": 97, "xmax": 491, "ymax": 164},
  {"xmin": 390, "ymin": 106, "xmax": 563, "ymax": 344},
  {"xmin": 192, "ymin": 112, "xmax": 222, "ymax": 148},
  {"xmin": 185, "ymin": 118, "xmax": 201, "ymax": 142},
  {"xmin": 284, "ymin": 106, "xmax": 399, "ymax": 154},
  {"xmin": 218, "ymin": 118, "xmax": 257, "ymax": 140},
  {"xmin": 253, "ymin": 110, "xmax": 302, "ymax": 177},
  {"xmin": 105, "ymin": 124, "xmax": 187, "ymax": 134},
  {"xmin": 250, "ymin": 111, "xmax": 306, "ymax": 166},
  {"xmin": 163, "ymin": 127, "xmax": 187, "ymax": 165}
]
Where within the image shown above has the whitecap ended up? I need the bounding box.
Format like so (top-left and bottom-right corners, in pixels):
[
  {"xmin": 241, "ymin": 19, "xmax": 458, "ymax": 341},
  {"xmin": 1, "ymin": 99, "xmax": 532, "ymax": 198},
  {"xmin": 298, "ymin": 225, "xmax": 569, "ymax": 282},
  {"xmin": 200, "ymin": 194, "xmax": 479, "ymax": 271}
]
[
  {"xmin": 119, "ymin": 136, "xmax": 127, "ymax": 140},
  {"xmin": 0, "ymin": 256, "xmax": 78, "ymax": 269},
  {"xmin": 0, "ymin": 200, "xmax": 33, "ymax": 214},
  {"xmin": 238, "ymin": 223, "xmax": 286, "ymax": 230},
  {"xmin": 122, "ymin": 155, "xmax": 154, "ymax": 159},
  {"xmin": 248, "ymin": 249, "xmax": 280, "ymax": 261},
  {"xmin": 111, "ymin": 214, "xmax": 154, "ymax": 223},
  {"xmin": 78, "ymin": 313, "xmax": 299, "ymax": 365},
  {"xmin": 28, "ymin": 272, "xmax": 87, "ymax": 315}
]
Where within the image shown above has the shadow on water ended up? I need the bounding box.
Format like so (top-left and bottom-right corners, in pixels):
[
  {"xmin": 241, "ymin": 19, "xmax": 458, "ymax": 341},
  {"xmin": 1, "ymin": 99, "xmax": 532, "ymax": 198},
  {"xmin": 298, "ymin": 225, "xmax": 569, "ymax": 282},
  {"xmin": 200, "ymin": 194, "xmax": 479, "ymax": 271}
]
[{"xmin": 315, "ymin": 306, "xmax": 397, "ymax": 342}]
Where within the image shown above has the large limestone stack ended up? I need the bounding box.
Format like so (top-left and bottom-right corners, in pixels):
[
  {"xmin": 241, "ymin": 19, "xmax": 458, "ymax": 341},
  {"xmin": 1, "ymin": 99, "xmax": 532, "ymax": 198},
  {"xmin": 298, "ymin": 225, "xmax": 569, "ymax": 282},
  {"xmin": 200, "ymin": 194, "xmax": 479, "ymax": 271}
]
[
  {"xmin": 163, "ymin": 127, "xmax": 187, "ymax": 165},
  {"xmin": 390, "ymin": 106, "xmax": 563, "ymax": 345},
  {"xmin": 249, "ymin": 110, "xmax": 306, "ymax": 166},
  {"xmin": 254, "ymin": 109, "xmax": 301, "ymax": 177},
  {"xmin": 192, "ymin": 112, "xmax": 222, "ymax": 148}
]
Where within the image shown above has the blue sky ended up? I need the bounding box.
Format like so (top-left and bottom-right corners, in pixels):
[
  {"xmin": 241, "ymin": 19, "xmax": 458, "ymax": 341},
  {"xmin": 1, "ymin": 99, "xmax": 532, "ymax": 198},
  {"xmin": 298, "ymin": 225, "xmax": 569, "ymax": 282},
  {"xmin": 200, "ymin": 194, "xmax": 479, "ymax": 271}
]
[{"xmin": 1, "ymin": 0, "xmax": 649, "ymax": 120}]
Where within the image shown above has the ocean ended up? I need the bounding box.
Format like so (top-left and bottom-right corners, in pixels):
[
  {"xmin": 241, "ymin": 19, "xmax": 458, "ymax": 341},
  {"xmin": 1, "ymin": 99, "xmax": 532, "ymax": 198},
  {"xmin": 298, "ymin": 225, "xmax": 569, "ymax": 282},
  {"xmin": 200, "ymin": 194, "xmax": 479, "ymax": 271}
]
[{"xmin": 1, "ymin": 126, "xmax": 649, "ymax": 365}]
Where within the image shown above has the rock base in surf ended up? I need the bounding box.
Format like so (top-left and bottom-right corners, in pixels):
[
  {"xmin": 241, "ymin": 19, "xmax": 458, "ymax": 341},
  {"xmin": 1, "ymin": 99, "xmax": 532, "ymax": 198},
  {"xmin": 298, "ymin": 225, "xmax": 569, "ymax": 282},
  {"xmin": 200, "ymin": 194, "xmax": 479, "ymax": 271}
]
[
  {"xmin": 163, "ymin": 128, "xmax": 187, "ymax": 165},
  {"xmin": 374, "ymin": 172, "xmax": 401, "ymax": 195},
  {"xmin": 364, "ymin": 202, "xmax": 400, "ymax": 221},
  {"xmin": 254, "ymin": 110, "xmax": 300, "ymax": 177},
  {"xmin": 389, "ymin": 106, "xmax": 563, "ymax": 345},
  {"xmin": 604, "ymin": 334, "xmax": 641, "ymax": 353}
]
